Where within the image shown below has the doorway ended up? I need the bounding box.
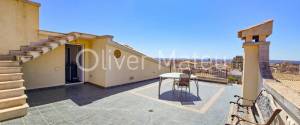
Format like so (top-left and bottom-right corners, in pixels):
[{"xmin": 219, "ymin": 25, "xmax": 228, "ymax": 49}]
[{"xmin": 65, "ymin": 44, "xmax": 84, "ymax": 84}]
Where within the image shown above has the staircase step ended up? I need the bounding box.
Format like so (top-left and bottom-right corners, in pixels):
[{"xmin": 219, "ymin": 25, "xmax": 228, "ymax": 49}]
[
  {"xmin": 52, "ymin": 39, "xmax": 67, "ymax": 45},
  {"xmin": 0, "ymin": 103, "xmax": 28, "ymax": 121},
  {"xmin": 0, "ymin": 80, "xmax": 24, "ymax": 90},
  {"xmin": 21, "ymin": 46, "xmax": 51, "ymax": 54},
  {"xmin": 43, "ymin": 42, "xmax": 59, "ymax": 49},
  {"xmin": 0, "ymin": 87, "xmax": 25, "ymax": 99},
  {"xmin": 0, "ymin": 67, "xmax": 22, "ymax": 74},
  {"xmin": 20, "ymin": 46, "xmax": 33, "ymax": 52},
  {"xmin": 17, "ymin": 56, "xmax": 33, "ymax": 63},
  {"xmin": 30, "ymin": 39, "xmax": 50, "ymax": 46},
  {"xmin": 0, "ymin": 55, "xmax": 15, "ymax": 61},
  {"xmin": 0, "ymin": 95, "xmax": 27, "ymax": 110},
  {"xmin": 27, "ymin": 51, "xmax": 42, "ymax": 58},
  {"xmin": 32, "ymin": 46, "xmax": 51, "ymax": 53},
  {"xmin": 9, "ymin": 50, "xmax": 26, "ymax": 56},
  {"xmin": 0, "ymin": 61, "xmax": 19, "ymax": 67},
  {"xmin": 0, "ymin": 73, "xmax": 23, "ymax": 82}
]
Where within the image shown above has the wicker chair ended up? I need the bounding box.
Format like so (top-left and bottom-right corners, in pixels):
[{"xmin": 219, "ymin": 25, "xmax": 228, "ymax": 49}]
[{"xmin": 173, "ymin": 69, "xmax": 191, "ymax": 95}]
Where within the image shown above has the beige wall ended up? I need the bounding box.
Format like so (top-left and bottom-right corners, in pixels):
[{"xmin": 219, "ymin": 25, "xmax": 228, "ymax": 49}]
[
  {"xmin": 104, "ymin": 43, "xmax": 169, "ymax": 87},
  {"xmin": 23, "ymin": 38, "xmax": 94, "ymax": 90},
  {"xmin": 22, "ymin": 37, "xmax": 169, "ymax": 89},
  {"xmin": 23, "ymin": 46, "xmax": 65, "ymax": 89},
  {"xmin": 86, "ymin": 38, "xmax": 107, "ymax": 86},
  {"xmin": 0, "ymin": 0, "xmax": 39, "ymax": 54}
]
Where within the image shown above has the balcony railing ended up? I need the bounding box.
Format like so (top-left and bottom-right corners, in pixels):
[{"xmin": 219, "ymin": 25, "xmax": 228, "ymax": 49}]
[{"xmin": 259, "ymin": 63, "xmax": 300, "ymax": 125}]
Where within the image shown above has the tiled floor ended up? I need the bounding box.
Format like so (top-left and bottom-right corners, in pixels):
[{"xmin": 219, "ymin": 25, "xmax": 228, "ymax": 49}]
[{"xmin": 1, "ymin": 79, "xmax": 240, "ymax": 125}]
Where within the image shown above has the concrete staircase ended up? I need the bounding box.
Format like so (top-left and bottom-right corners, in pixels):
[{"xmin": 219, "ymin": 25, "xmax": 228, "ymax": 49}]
[
  {"xmin": 9, "ymin": 34, "xmax": 77, "ymax": 63},
  {"xmin": 0, "ymin": 61, "xmax": 28, "ymax": 121},
  {"xmin": 0, "ymin": 33, "xmax": 78, "ymax": 121}
]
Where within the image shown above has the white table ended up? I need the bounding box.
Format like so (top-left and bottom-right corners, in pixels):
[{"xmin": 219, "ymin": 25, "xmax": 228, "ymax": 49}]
[{"xmin": 158, "ymin": 72, "xmax": 199, "ymax": 98}]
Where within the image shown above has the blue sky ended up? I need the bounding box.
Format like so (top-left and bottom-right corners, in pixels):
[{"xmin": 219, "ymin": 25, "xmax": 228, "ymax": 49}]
[{"xmin": 33, "ymin": 0, "xmax": 300, "ymax": 60}]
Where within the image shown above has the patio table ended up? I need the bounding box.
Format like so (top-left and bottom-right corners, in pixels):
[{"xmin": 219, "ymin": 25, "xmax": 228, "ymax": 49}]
[{"xmin": 158, "ymin": 72, "xmax": 199, "ymax": 98}]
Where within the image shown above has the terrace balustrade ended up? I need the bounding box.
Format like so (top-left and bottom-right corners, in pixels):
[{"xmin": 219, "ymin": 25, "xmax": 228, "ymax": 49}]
[{"xmin": 238, "ymin": 20, "xmax": 299, "ymax": 125}]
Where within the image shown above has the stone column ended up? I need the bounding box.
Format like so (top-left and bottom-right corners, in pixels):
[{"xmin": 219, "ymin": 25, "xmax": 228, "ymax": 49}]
[
  {"xmin": 242, "ymin": 42, "xmax": 260, "ymax": 105},
  {"xmin": 242, "ymin": 42, "xmax": 272, "ymax": 105},
  {"xmin": 238, "ymin": 20, "xmax": 273, "ymax": 105}
]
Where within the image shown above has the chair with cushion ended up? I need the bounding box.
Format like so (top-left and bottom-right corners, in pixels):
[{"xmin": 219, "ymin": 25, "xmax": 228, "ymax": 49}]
[{"xmin": 173, "ymin": 69, "xmax": 191, "ymax": 95}]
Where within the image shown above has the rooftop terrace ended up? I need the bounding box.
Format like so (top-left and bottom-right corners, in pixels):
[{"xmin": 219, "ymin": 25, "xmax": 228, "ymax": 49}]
[{"xmin": 0, "ymin": 79, "xmax": 240, "ymax": 125}]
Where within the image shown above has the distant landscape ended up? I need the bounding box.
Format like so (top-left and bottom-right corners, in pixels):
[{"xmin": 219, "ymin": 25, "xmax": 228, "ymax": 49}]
[
  {"xmin": 270, "ymin": 60, "xmax": 300, "ymax": 65},
  {"xmin": 156, "ymin": 58, "xmax": 300, "ymax": 64}
]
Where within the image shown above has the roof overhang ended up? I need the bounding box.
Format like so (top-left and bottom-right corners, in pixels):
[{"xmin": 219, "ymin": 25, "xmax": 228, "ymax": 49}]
[
  {"xmin": 39, "ymin": 30, "xmax": 113, "ymax": 40},
  {"xmin": 24, "ymin": 0, "xmax": 41, "ymax": 7},
  {"xmin": 238, "ymin": 20, "xmax": 273, "ymax": 40}
]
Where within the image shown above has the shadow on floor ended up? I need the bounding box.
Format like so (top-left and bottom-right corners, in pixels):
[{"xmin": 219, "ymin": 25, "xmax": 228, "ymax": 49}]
[
  {"xmin": 26, "ymin": 79, "xmax": 159, "ymax": 107},
  {"xmin": 159, "ymin": 90, "xmax": 201, "ymax": 105}
]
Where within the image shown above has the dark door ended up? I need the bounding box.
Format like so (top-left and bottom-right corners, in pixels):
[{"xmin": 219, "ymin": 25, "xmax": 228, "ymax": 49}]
[{"xmin": 65, "ymin": 44, "xmax": 82, "ymax": 84}]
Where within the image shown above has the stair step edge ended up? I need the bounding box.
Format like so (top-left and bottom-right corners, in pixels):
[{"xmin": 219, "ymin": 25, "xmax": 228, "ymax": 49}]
[
  {"xmin": 0, "ymin": 73, "xmax": 23, "ymax": 76},
  {"xmin": 0, "ymin": 87, "xmax": 26, "ymax": 93},
  {"xmin": 0, "ymin": 61, "xmax": 19, "ymax": 63},
  {"xmin": 19, "ymin": 55, "xmax": 33, "ymax": 58},
  {"xmin": 0, "ymin": 95, "xmax": 27, "ymax": 103},
  {"xmin": 0, "ymin": 67, "xmax": 22, "ymax": 69},
  {"xmin": 27, "ymin": 50, "xmax": 43, "ymax": 53},
  {"xmin": 0, "ymin": 103, "xmax": 29, "ymax": 113},
  {"xmin": 0, "ymin": 80, "xmax": 24, "ymax": 84}
]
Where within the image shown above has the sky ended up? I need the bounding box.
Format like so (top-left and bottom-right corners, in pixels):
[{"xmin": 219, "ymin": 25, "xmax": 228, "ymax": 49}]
[{"xmin": 33, "ymin": 0, "xmax": 300, "ymax": 61}]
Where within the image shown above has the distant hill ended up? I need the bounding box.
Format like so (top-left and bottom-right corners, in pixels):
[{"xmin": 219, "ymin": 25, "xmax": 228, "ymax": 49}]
[
  {"xmin": 270, "ymin": 60, "xmax": 300, "ymax": 65},
  {"xmin": 155, "ymin": 58, "xmax": 300, "ymax": 65}
]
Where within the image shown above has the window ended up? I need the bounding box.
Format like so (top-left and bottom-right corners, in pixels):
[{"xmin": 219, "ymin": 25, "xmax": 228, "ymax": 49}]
[{"xmin": 114, "ymin": 49, "xmax": 121, "ymax": 58}]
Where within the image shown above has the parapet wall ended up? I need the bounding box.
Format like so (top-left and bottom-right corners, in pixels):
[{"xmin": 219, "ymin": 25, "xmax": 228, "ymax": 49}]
[
  {"xmin": 257, "ymin": 40, "xmax": 300, "ymax": 125},
  {"xmin": 256, "ymin": 35, "xmax": 299, "ymax": 125}
]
